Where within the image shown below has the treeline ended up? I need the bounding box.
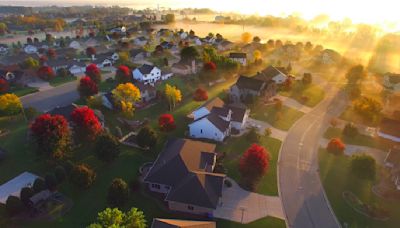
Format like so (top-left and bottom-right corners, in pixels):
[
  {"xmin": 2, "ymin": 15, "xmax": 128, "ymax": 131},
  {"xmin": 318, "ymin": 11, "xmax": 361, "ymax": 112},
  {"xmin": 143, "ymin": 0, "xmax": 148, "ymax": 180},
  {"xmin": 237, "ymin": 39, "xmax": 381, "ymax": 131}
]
[{"xmin": 0, "ymin": 6, "xmax": 33, "ymax": 14}]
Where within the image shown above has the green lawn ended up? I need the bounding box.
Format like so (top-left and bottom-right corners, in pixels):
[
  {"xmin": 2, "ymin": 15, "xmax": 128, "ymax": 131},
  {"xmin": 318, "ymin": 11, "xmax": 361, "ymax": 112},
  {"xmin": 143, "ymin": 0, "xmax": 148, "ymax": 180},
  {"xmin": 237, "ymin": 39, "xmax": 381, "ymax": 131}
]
[
  {"xmin": 49, "ymin": 76, "xmax": 77, "ymax": 87},
  {"xmin": 217, "ymin": 135, "xmax": 282, "ymax": 196},
  {"xmin": 218, "ymin": 216, "xmax": 286, "ymax": 228},
  {"xmin": 98, "ymin": 80, "xmax": 117, "ymax": 93},
  {"xmin": 9, "ymin": 86, "xmax": 39, "ymax": 97},
  {"xmin": 319, "ymin": 148, "xmax": 400, "ymax": 228},
  {"xmin": 279, "ymin": 82, "xmax": 325, "ymax": 107},
  {"xmin": 251, "ymin": 104, "xmax": 304, "ymax": 131},
  {"xmin": 324, "ymin": 127, "xmax": 390, "ymax": 151}
]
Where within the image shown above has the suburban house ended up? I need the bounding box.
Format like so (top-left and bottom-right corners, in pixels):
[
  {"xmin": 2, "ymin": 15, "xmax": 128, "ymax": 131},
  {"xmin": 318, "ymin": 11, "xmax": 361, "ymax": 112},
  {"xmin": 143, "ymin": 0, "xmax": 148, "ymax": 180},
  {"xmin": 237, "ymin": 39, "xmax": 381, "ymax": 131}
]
[
  {"xmin": 151, "ymin": 218, "xmax": 216, "ymax": 228},
  {"xmin": 0, "ymin": 172, "xmax": 39, "ymax": 204},
  {"xmin": 0, "ymin": 44, "xmax": 9, "ymax": 55},
  {"xmin": 134, "ymin": 36, "xmax": 148, "ymax": 46},
  {"xmin": 229, "ymin": 75, "xmax": 276, "ymax": 103},
  {"xmin": 133, "ymin": 64, "xmax": 173, "ymax": 85},
  {"xmin": 136, "ymin": 81, "xmax": 157, "ymax": 102},
  {"xmin": 130, "ymin": 48, "xmax": 150, "ymax": 62},
  {"xmin": 188, "ymin": 97, "xmax": 250, "ymax": 142},
  {"xmin": 378, "ymin": 117, "xmax": 400, "ymax": 143},
  {"xmin": 92, "ymin": 54, "xmax": 113, "ymax": 68},
  {"xmin": 229, "ymin": 52, "xmax": 247, "ymax": 66},
  {"xmin": 24, "ymin": 44, "xmax": 38, "ymax": 54},
  {"xmin": 68, "ymin": 61, "xmax": 86, "ymax": 75},
  {"xmin": 216, "ymin": 40, "xmax": 234, "ymax": 51},
  {"xmin": 384, "ymin": 147, "xmax": 400, "ymax": 190},
  {"xmin": 383, "ymin": 73, "xmax": 400, "ymax": 92},
  {"xmin": 69, "ymin": 40, "xmax": 82, "ymax": 50},
  {"xmin": 144, "ymin": 138, "xmax": 225, "ymax": 215},
  {"xmin": 258, "ymin": 65, "xmax": 289, "ymax": 84},
  {"xmin": 171, "ymin": 60, "xmax": 196, "ymax": 75},
  {"xmin": 0, "ymin": 65, "xmax": 34, "ymax": 86}
]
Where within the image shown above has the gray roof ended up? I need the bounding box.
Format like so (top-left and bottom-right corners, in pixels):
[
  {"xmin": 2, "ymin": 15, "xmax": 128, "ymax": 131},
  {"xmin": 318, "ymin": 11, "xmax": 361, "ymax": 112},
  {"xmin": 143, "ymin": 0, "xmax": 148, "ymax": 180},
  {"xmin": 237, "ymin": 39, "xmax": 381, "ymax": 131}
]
[
  {"xmin": 145, "ymin": 139, "xmax": 225, "ymax": 209},
  {"xmin": 228, "ymin": 106, "xmax": 248, "ymax": 123},
  {"xmin": 235, "ymin": 75, "xmax": 264, "ymax": 91},
  {"xmin": 258, "ymin": 65, "xmax": 286, "ymax": 79},
  {"xmin": 138, "ymin": 64, "xmax": 155, "ymax": 74},
  {"xmin": 206, "ymin": 113, "xmax": 230, "ymax": 133},
  {"xmin": 229, "ymin": 52, "xmax": 246, "ymax": 59}
]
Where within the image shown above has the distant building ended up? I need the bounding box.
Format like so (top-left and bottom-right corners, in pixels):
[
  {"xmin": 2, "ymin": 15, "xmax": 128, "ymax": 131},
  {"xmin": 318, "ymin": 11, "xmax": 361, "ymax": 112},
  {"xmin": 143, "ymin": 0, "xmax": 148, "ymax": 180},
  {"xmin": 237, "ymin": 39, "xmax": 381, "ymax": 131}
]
[{"xmin": 229, "ymin": 52, "xmax": 247, "ymax": 66}]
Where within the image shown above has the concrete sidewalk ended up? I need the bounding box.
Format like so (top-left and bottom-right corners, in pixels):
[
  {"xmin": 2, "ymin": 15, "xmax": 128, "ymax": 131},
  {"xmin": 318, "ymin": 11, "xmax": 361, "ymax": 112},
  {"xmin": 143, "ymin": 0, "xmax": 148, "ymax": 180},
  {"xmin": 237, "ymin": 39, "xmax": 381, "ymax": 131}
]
[
  {"xmin": 214, "ymin": 178, "xmax": 285, "ymax": 223},
  {"xmin": 245, "ymin": 118, "xmax": 288, "ymax": 141}
]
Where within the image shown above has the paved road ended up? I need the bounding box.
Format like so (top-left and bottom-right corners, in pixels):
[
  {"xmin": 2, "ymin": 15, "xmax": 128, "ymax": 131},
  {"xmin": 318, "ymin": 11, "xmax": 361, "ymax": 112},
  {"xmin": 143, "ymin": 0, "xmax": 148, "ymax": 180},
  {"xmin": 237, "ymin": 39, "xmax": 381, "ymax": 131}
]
[
  {"xmin": 278, "ymin": 86, "xmax": 348, "ymax": 228},
  {"xmin": 21, "ymin": 71, "xmax": 114, "ymax": 112}
]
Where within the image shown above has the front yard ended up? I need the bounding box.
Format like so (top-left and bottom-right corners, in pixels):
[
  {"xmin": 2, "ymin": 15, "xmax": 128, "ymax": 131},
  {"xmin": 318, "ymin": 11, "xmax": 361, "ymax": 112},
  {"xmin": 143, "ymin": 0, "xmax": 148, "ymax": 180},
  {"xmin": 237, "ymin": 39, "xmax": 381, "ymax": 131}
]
[
  {"xmin": 340, "ymin": 106, "xmax": 381, "ymax": 127},
  {"xmin": 251, "ymin": 104, "xmax": 304, "ymax": 131},
  {"xmin": 9, "ymin": 86, "xmax": 39, "ymax": 97},
  {"xmin": 279, "ymin": 81, "xmax": 325, "ymax": 107},
  {"xmin": 49, "ymin": 76, "xmax": 77, "ymax": 87},
  {"xmin": 217, "ymin": 135, "xmax": 282, "ymax": 196},
  {"xmin": 318, "ymin": 148, "xmax": 400, "ymax": 228}
]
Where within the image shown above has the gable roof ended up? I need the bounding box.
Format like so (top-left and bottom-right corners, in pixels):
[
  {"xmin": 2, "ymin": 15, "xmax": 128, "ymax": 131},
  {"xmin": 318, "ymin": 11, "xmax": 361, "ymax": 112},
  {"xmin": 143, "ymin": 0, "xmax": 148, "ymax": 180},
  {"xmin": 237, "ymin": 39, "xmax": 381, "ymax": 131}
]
[
  {"xmin": 201, "ymin": 97, "xmax": 225, "ymax": 112},
  {"xmin": 144, "ymin": 139, "xmax": 224, "ymax": 209},
  {"xmin": 206, "ymin": 113, "xmax": 230, "ymax": 133},
  {"xmin": 229, "ymin": 52, "xmax": 246, "ymax": 59},
  {"xmin": 152, "ymin": 218, "xmax": 216, "ymax": 228},
  {"xmin": 235, "ymin": 75, "xmax": 264, "ymax": 91},
  {"xmin": 261, "ymin": 65, "xmax": 286, "ymax": 78},
  {"xmin": 138, "ymin": 64, "xmax": 156, "ymax": 74},
  {"xmin": 228, "ymin": 106, "xmax": 248, "ymax": 123},
  {"xmin": 379, "ymin": 118, "xmax": 400, "ymax": 138}
]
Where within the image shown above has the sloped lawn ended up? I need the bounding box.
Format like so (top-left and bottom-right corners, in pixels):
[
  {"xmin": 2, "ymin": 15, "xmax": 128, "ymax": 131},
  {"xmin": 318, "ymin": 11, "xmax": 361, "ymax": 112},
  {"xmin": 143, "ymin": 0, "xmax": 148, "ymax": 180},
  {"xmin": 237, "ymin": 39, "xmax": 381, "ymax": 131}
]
[
  {"xmin": 279, "ymin": 82, "xmax": 325, "ymax": 107},
  {"xmin": 251, "ymin": 105, "xmax": 304, "ymax": 131}
]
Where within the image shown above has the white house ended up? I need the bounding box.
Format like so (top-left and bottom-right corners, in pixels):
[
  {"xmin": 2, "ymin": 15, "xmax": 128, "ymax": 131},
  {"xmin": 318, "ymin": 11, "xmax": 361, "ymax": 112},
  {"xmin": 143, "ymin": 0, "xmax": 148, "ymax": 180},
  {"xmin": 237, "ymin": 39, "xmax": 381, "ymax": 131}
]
[
  {"xmin": 134, "ymin": 37, "xmax": 148, "ymax": 46},
  {"xmin": 111, "ymin": 53, "xmax": 119, "ymax": 62},
  {"xmin": 178, "ymin": 31, "xmax": 188, "ymax": 40},
  {"xmin": 69, "ymin": 40, "xmax": 81, "ymax": 49},
  {"xmin": 261, "ymin": 65, "xmax": 288, "ymax": 84},
  {"xmin": 188, "ymin": 97, "xmax": 249, "ymax": 142},
  {"xmin": 0, "ymin": 44, "xmax": 9, "ymax": 55},
  {"xmin": 229, "ymin": 52, "xmax": 247, "ymax": 66},
  {"xmin": 69, "ymin": 62, "xmax": 86, "ymax": 75},
  {"xmin": 24, "ymin": 45, "xmax": 38, "ymax": 54},
  {"xmin": 132, "ymin": 64, "xmax": 163, "ymax": 85},
  {"xmin": 130, "ymin": 49, "xmax": 150, "ymax": 62},
  {"xmin": 92, "ymin": 54, "xmax": 113, "ymax": 68}
]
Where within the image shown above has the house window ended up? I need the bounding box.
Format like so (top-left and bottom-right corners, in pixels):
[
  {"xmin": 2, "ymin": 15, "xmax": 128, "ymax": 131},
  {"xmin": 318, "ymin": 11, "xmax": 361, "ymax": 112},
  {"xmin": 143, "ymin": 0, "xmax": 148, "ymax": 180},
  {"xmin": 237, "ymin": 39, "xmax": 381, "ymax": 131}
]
[
  {"xmin": 200, "ymin": 129, "xmax": 203, "ymax": 134},
  {"xmin": 188, "ymin": 205, "xmax": 194, "ymax": 210},
  {"xmin": 151, "ymin": 183, "xmax": 161, "ymax": 189}
]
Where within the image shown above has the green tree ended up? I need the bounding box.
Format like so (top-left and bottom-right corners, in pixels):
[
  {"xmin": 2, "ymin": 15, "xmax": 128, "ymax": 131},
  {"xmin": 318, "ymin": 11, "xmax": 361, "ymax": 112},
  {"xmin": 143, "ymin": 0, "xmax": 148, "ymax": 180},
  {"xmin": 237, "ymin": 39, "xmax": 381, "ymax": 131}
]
[
  {"xmin": 180, "ymin": 46, "xmax": 199, "ymax": 63},
  {"xmin": 350, "ymin": 154, "xmax": 376, "ymax": 180},
  {"xmin": 88, "ymin": 207, "xmax": 146, "ymax": 228},
  {"xmin": 107, "ymin": 178, "xmax": 129, "ymax": 208},
  {"xmin": 136, "ymin": 127, "xmax": 157, "ymax": 149},
  {"xmin": 5, "ymin": 196, "xmax": 24, "ymax": 216},
  {"xmin": 94, "ymin": 133, "xmax": 121, "ymax": 163},
  {"xmin": 346, "ymin": 64, "xmax": 366, "ymax": 84},
  {"xmin": 0, "ymin": 22, "xmax": 7, "ymax": 35}
]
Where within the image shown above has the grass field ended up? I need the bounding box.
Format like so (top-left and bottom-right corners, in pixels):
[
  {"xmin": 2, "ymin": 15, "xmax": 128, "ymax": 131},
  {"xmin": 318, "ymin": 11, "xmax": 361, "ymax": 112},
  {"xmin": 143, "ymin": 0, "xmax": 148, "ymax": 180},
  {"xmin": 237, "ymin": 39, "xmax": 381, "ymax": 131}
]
[
  {"xmin": 9, "ymin": 86, "xmax": 39, "ymax": 97},
  {"xmin": 251, "ymin": 104, "xmax": 304, "ymax": 131},
  {"xmin": 218, "ymin": 216, "xmax": 286, "ymax": 228},
  {"xmin": 324, "ymin": 127, "xmax": 391, "ymax": 151},
  {"xmin": 318, "ymin": 148, "xmax": 400, "ymax": 228},
  {"xmin": 49, "ymin": 76, "xmax": 77, "ymax": 87},
  {"xmin": 279, "ymin": 82, "xmax": 325, "ymax": 107},
  {"xmin": 217, "ymin": 135, "xmax": 282, "ymax": 196},
  {"xmin": 340, "ymin": 106, "xmax": 381, "ymax": 127}
]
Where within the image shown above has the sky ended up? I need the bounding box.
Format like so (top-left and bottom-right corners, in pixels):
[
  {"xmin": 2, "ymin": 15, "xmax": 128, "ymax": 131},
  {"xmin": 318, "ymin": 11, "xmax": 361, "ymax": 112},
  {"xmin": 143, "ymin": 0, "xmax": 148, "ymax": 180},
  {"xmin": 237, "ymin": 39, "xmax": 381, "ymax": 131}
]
[{"xmin": 1, "ymin": 0, "xmax": 399, "ymax": 25}]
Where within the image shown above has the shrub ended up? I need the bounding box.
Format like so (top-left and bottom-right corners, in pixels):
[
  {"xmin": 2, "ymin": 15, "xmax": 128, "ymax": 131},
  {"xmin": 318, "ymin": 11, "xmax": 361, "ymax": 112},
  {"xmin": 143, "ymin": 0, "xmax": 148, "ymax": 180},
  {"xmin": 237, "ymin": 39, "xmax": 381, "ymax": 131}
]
[
  {"xmin": 264, "ymin": 128, "xmax": 272, "ymax": 136},
  {"xmin": 343, "ymin": 122, "xmax": 358, "ymax": 138},
  {"xmin": 20, "ymin": 187, "xmax": 34, "ymax": 206},
  {"xmin": 78, "ymin": 76, "xmax": 98, "ymax": 98},
  {"xmin": 246, "ymin": 128, "xmax": 261, "ymax": 143},
  {"xmin": 54, "ymin": 165, "xmax": 67, "ymax": 182},
  {"xmin": 5, "ymin": 196, "xmax": 24, "ymax": 216},
  {"xmin": 0, "ymin": 93, "xmax": 22, "ymax": 116},
  {"xmin": 158, "ymin": 114, "xmax": 176, "ymax": 131},
  {"xmin": 24, "ymin": 107, "xmax": 39, "ymax": 121},
  {"xmin": 107, "ymin": 178, "xmax": 129, "ymax": 208},
  {"xmin": 70, "ymin": 164, "xmax": 96, "ymax": 189},
  {"xmin": 32, "ymin": 178, "xmax": 46, "ymax": 193},
  {"xmin": 94, "ymin": 133, "xmax": 121, "ymax": 163},
  {"xmin": 115, "ymin": 65, "xmax": 132, "ymax": 84},
  {"xmin": 129, "ymin": 179, "xmax": 140, "ymax": 192},
  {"xmin": 136, "ymin": 127, "xmax": 157, "ymax": 149},
  {"xmin": 37, "ymin": 66, "xmax": 55, "ymax": 81},
  {"xmin": 71, "ymin": 106, "xmax": 103, "ymax": 142},
  {"xmin": 0, "ymin": 79, "xmax": 9, "ymax": 93},
  {"xmin": 63, "ymin": 160, "xmax": 74, "ymax": 174},
  {"xmin": 302, "ymin": 73, "xmax": 312, "ymax": 84},
  {"xmin": 327, "ymin": 138, "xmax": 345, "ymax": 155},
  {"xmin": 85, "ymin": 64, "xmax": 102, "ymax": 84},
  {"xmin": 45, "ymin": 173, "xmax": 58, "ymax": 191},
  {"xmin": 350, "ymin": 154, "xmax": 376, "ymax": 180},
  {"xmin": 193, "ymin": 88, "xmax": 208, "ymax": 101}
]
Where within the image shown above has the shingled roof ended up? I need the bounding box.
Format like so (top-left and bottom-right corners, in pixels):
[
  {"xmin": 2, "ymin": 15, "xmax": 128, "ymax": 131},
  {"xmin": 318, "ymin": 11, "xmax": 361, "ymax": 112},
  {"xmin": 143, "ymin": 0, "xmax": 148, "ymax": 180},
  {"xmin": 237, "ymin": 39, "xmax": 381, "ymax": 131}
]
[
  {"xmin": 152, "ymin": 218, "xmax": 216, "ymax": 228},
  {"xmin": 235, "ymin": 75, "xmax": 264, "ymax": 91},
  {"xmin": 144, "ymin": 139, "xmax": 225, "ymax": 209},
  {"xmin": 229, "ymin": 52, "xmax": 246, "ymax": 59},
  {"xmin": 138, "ymin": 64, "xmax": 155, "ymax": 74}
]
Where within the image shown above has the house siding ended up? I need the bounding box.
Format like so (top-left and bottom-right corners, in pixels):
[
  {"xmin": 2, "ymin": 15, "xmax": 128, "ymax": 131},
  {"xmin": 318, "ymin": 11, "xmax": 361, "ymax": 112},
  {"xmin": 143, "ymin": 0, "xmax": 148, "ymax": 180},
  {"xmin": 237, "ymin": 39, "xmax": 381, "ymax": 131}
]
[
  {"xmin": 168, "ymin": 201, "xmax": 214, "ymax": 215},
  {"xmin": 189, "ymin": 118, "xmax": 227, "ymax": 142}
]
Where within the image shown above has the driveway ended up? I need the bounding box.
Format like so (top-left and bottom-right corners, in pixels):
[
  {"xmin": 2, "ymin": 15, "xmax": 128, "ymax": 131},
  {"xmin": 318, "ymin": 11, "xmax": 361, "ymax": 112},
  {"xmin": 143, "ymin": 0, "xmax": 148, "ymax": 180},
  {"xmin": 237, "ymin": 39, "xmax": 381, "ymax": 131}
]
[
  {"xmin": 214, "ymin": 178, "xmax": 284, "ymax": 223},
  {"xmin": 245, "ymin": 118, "xmax": 288, "ymax": 141}
]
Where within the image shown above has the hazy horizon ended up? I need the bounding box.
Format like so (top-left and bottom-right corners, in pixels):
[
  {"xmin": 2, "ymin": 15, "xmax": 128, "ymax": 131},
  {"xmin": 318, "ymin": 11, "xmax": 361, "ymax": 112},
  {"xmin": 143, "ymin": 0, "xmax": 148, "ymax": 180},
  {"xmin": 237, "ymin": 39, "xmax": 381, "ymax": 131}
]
[{"xmin": 0, "ymin": 0, "xmax": 399, "ymax": 27}]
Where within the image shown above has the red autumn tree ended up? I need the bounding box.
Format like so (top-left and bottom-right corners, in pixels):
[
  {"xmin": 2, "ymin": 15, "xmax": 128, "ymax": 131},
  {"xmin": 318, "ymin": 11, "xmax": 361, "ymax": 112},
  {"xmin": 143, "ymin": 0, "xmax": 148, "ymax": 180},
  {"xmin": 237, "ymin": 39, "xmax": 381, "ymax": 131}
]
[
  {"xmin": 86, "ymin": 46, "xmax": 96, "ymax": 57},
  {"xmin": 71, "ymin": 106, "xmax": 102, "ymax": 142},
  {"xmin": 85, "ymin": 64, "xmax": 101, "ymax": 84},
  {"xmin": 203, "ymin": 61, "xmax": 217, "ymax": 71},
  {"xmin": 158, "ymin": 114, "xmax": 176, "ymax": 131},
  {"xmin": 0, "ymin": 79, "xmax": 10, "ymax": 93},
  {"xmin": 47, "ymin": 48, "xmax": 57, "ymax": 59},
  {"xmin": 115, "ymin": 65, "xmax": 131, "ymax": 84},
  {"xmin": 282, "ymin": 78, "xmax": 293, "ymax": 91},
  {"xmin": 37, "ymin": 66, "xmax": 55, "ymax": 81},
  {"xmin": 78, "ymin": 76, "xmax": 98, "ymax": 98},
  {"xmin": 327, "ymin": 138, "xmax": 345, "ymax": 155},
  {"xmin": 30, "ymin": 114, "xmax": 71, "ymax": 159},
  {"xmin": 193, "ymin": 88, "xmax": 208, "ymax": 101},
  {"xmin": 239, "ymin": 144, "xmax": 270, "ymax": 190}
]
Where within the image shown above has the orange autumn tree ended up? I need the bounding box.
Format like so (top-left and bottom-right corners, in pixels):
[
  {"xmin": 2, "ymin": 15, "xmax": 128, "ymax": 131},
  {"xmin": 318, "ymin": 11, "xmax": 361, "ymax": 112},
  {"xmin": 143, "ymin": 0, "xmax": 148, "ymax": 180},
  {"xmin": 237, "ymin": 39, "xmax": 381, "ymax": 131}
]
[
  {"xmin": 112, "ymin": 83, "xmax": 141, "ymax": 118},
  {"xmin": 241, "ymin": 32, "xmax": 252, "ymax": 43}
]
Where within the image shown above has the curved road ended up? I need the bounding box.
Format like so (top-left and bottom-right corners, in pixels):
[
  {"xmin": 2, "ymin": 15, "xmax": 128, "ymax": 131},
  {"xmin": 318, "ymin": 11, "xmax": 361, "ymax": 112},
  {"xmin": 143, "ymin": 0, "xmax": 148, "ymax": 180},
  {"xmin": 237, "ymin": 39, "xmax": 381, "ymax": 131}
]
[{"xmin": 278, "ymin": 85, "xmax": 347, "ymax": 228}]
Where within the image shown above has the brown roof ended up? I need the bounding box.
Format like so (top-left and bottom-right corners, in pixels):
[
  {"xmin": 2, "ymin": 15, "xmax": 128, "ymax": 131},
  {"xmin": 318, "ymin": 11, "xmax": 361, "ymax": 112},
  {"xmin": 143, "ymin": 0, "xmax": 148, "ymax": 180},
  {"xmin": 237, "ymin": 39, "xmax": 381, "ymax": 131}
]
[
  {"xmin": 202, "ymin": 97, "xmax": 225, "ymax": 112},
  {"xmin": 152, "ymin": 218, "xmax": 216, "ymax": 228},
  {"xmin": 379, "ymin": 118, "xmax": 400, "ymax": 138},
  {"xmin": 144, "ymin": 138, "xmax": 225, "ymax": 209}
]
